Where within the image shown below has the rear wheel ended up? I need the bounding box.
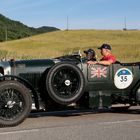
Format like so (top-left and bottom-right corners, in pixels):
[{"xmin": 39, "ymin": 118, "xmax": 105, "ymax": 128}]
[
  {"xmin": 0, "ymin": 81, "xmax": 32, "ymax": 127},
  {"xmin": 46, "ymin": 62, "xmax": 85, "ymax": 105},
  {"xmin": 111, "ymin": 105, "xmax": 130, "ymax": 112}
]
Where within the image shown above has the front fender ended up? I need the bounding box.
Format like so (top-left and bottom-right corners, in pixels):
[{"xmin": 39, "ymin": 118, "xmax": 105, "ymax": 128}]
[{"xmin": 0, "ymin": 75, "xmax": 39, "ymax": 109}]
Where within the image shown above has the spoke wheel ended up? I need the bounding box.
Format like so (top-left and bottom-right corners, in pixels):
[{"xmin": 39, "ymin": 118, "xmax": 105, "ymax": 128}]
[
  {"xmin": 0, "ymin": 81, "xmax": 32, "ymax": 127},
  {"xmin": 46, "ymin": 62, "xmax": 85, "ymax": 105}
]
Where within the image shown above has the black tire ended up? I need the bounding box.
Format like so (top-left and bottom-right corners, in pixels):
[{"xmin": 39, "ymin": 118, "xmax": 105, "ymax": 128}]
[
  {"xmin": 111, "ymin": 106, "xmax": 130, "ymax": 112},
  {"xmin": 46, "ymin": 62, "xmax": 85, "ymax": 105},
  {"xmin": 0, "ymin": 81, "xmax": 32, "ymax": 127}
]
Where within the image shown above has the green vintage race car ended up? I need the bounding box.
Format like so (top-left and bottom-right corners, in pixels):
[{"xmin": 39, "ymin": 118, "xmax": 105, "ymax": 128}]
[{"xmin": 0, "ymin": 52, "xmax": 140, "ymax": 126}]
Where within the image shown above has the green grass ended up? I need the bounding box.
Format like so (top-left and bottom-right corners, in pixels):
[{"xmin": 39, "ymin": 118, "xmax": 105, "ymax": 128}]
[{"xmin": 0, "ymin": 29, "xmax": 140, "ymax": 62}]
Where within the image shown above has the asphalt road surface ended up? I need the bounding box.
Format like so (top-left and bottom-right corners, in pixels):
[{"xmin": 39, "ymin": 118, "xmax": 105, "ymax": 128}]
[{"xmin": 0, "ymin": 106, "xmax": 140, "ymax": 140}]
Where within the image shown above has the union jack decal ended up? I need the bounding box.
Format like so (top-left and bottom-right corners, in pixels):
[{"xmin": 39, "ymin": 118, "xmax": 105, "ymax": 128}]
[{"xmin": 90, "ymin": 67, "xmax": 107, "ymax": 78}]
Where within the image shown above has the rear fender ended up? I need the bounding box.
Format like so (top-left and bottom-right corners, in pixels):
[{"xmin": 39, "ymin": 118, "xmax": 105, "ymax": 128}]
[{"xmin": 131, "ymin": 80, "xmax": 140, "ymax": 102}]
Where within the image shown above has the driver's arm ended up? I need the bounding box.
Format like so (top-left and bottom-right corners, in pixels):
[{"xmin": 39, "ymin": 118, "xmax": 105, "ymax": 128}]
[
  {"xmin": 87, "ymin": 60, "xmax": 113, "ymax": 65},
  {"xmin": 97, "ymin": 60, "xmax": 113, "ymax": 65}
]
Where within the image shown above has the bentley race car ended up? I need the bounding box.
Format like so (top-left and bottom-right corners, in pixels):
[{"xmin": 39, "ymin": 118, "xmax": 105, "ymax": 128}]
[{"xmin": 0, "ymin": 52, "xmax": 140, "ymax": 127}]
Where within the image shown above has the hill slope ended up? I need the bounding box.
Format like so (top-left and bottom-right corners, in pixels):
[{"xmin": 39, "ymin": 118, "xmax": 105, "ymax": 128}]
[
  {"xmin": 0, "ymin": 14, "xmax": 60, "ymax": 42},
  {"xmin": 0, "ymin": 30, "xmax": 140, "ymax": 62}
]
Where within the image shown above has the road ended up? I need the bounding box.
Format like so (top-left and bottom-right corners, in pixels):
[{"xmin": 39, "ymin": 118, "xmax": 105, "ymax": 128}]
[{"xmin": 0, "ymin": 107, "xmax": 140, "ymax": 140}]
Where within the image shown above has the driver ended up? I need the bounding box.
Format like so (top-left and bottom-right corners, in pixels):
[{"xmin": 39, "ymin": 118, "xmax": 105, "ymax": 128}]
[
  {"xmin": 83, "ymin": 49, "xmax": 96, "ymax": 61},
  {"xmin": 87, "ymin": 44, "xmax": 116, "ymax": 65}
]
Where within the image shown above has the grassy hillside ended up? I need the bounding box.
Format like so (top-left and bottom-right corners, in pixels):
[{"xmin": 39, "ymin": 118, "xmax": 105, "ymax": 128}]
[
  {"xmin": 0, "ymin": 14, "xmax": 59, "ymax": 42},
  {"xmin": 0, "ymin": 30, "xmax": 140, "ymax": 62}
]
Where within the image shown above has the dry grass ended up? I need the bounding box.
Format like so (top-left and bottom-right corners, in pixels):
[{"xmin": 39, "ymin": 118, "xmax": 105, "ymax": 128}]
[{"xmin": 0, "ymin": 30, "xmax": 140, "ymax": 62}]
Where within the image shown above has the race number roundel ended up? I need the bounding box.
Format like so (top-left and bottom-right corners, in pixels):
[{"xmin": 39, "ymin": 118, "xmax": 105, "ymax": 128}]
[{"xmin": 114, "ymin": 68, "xmax": 133, "ymax": 89}]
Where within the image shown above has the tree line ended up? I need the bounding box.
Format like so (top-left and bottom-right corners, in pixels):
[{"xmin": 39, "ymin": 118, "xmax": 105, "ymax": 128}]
[{"xmin": 0, "ymin": 14, "xmax": 60, "ymax": 42}]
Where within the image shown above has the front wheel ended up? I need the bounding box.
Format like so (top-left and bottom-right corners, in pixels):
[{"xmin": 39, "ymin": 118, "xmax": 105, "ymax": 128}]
[{"xmin": 0, "ymin": 81, "xmax": 32, "ymax": 127}]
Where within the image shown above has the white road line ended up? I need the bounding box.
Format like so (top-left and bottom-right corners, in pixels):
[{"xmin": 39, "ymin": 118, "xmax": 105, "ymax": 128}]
[
  {"xmin": 0, "ymin": 129, "xmax": 39, "ymax": 135},
  {"xmin": 99, "ymin": 119, "xmax": 140, "ymax": 125}
]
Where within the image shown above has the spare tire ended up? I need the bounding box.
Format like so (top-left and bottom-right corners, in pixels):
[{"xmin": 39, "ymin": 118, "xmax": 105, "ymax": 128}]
[{"xmin": 46, "ymin": 62, "xmax": 85, "ymax": 105}]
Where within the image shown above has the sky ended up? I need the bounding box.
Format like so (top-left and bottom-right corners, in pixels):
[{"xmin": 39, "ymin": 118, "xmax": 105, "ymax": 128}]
[{"xmin": 0, "ymin": 0, "xmax": 140, "ymax": 30}]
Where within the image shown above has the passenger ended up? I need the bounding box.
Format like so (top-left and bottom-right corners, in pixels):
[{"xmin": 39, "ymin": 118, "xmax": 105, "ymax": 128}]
[
  {"xmin": 87, "ymin": 44, "xmax": 116, "ymax": 65},
  {"xmin": 83, "ymin": 49, "xmax": 96, "ymax": 61}
]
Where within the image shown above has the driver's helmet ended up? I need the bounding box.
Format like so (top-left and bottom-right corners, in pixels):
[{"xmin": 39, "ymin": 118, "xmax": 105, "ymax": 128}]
[{"xmin": 84, "ymin": 49, "xmax": 96, "ymax": 61}]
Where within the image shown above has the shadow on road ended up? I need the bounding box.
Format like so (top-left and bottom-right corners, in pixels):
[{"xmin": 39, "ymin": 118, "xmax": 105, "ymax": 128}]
[
  {"xmin": 29, "ymin": 107, "xmax": 140, "ymax": 118},
  {"xmin": 112, "ymin": 108, "xmax": 140, "ymax": 114}
]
